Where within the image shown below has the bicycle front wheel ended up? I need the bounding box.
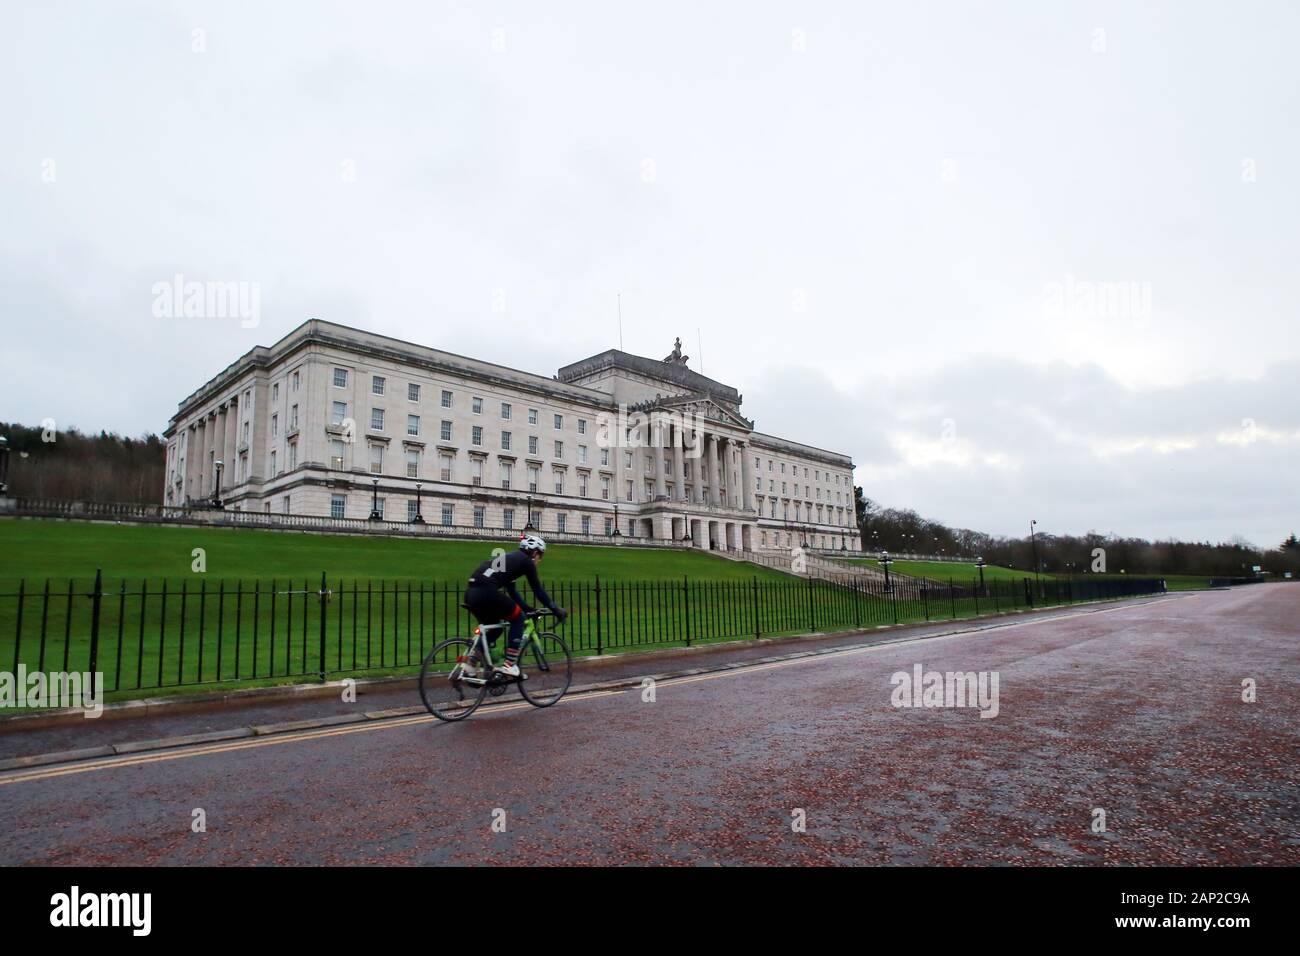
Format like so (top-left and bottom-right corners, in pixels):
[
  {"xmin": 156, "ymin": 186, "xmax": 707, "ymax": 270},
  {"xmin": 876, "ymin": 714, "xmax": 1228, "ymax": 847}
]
[
  {"xmin": 419, "ymin": 638, "xmax": 489, "ymax": 721},
  {"xmin": 517, "ymin": 631, "xmax": 573, "ymax": 707}
]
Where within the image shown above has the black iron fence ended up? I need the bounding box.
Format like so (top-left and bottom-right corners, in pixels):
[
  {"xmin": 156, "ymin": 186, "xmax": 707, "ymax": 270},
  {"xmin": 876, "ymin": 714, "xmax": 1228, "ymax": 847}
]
[{"xmin": 0, "ymin": 571, "xmax": 1166, "ymax": 698}]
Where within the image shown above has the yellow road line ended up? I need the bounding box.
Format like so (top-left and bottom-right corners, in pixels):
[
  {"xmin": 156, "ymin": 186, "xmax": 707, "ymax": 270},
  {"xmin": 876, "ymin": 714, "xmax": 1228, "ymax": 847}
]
[{"xmin": 0, "ymin": 596, "xmax": 1176, "ymax": 786}]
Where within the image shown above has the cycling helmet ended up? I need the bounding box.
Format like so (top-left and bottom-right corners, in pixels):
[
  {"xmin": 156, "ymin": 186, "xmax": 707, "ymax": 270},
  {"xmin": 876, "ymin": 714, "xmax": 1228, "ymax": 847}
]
[{"xmin": 519, "ymin": 533, "xmax": 547, "ymax": 555}]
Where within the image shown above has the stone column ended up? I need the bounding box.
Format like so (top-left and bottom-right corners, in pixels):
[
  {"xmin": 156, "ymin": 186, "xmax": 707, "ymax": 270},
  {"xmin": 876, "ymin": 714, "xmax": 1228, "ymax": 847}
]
[
  {"xmin": 224, "ymin": 399, "xmax": 239, "ymax": 488},
  {"xmin": 184, "ymin": 423, "xmax": 198, "ymax": 502},
  {"xmin": 213, "ymin": 406, "xmax": 227, "ymax": 492},
  {"xmin": 739, "ymin": 440, "xmax": 753, "ymax": 512},
  {"xmin": 706, "ymin": 433, "xmax": 719, "ymax": 506},
  {"xmin": 654, "ymin": 427, "xmax": 666, "ymax": 501}
]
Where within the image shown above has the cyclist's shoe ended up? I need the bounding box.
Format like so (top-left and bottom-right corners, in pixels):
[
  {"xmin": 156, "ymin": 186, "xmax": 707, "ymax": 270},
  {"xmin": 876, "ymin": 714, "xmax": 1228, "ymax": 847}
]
[
  {"xmin": 459, "ymin": 659, "xmax": 482, "ymax": 680},
  {"xmin": 495, "ymin": 661, "xmax": 521, "ymax": 678}
]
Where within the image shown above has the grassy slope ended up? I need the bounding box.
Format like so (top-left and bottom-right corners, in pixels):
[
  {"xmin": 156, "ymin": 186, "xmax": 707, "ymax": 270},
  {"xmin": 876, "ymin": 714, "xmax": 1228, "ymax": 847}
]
[{"xmin": 0, "ymin": 518, "xmax": 795, "ymax": 587}]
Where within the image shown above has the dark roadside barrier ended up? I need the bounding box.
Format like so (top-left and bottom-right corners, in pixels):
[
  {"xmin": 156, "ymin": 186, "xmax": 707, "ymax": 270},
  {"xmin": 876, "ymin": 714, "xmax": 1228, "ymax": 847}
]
[{"xmin": 0, "ymin": 571, "xmax": 1167, "ymax": 698}]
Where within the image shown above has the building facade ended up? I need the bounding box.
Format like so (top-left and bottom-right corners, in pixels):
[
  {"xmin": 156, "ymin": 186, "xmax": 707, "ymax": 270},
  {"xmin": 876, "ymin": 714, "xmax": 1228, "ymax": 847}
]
[{"xmin": 162, "ymin": 321, "xmax": 861, "ymax": 552}]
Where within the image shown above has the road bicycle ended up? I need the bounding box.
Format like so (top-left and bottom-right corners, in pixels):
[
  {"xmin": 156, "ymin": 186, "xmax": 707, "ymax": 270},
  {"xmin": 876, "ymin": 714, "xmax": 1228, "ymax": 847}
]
[{"xmin": 418, "ymin": 609, "xmax": 573, "ymax": 722}]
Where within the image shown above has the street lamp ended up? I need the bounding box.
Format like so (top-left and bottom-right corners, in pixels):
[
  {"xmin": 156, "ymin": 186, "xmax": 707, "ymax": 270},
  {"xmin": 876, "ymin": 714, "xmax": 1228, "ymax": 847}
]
[
  {"xmin": 524, "ymin": 494, "xmax": 535, "ymax": 532},
  {"xmin": 369, "ymin": 478, "xmax": 381, "ymax": 520},
  {"xmin": 976, "ymin": 555, "xmax": 986, "ymax": 592},
  {"xmin": 1029, "ymin": 519, "xmax": 1041, "ymax": 586},
  {"xmin": 879, "ymin": 550, "xmax": 894, "ymax": 592},
  {"xmin": 411, "ymin": 482, "xmax": 424, "ymax": 523},
  {"xmin": 612, "ymin": 501, "xmax": 621, "ymax": 536},
  {"xmin": 212, "ymin": 459, "xmax": 224, "ymax": 509},
  {"xmin": 0, "ymin": 435, "xmax": 9, "ymax": 496}
]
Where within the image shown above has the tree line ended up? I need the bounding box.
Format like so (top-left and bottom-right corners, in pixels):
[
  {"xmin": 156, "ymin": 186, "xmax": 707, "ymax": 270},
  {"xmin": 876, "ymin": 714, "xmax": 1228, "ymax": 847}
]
[
  {"xmin": 0, "ymin": 422, "xmax": 165, "ymax": 503},
  {"xmin": 853, "ymin": 487, "xmax": 1300, "ymax": 579}
]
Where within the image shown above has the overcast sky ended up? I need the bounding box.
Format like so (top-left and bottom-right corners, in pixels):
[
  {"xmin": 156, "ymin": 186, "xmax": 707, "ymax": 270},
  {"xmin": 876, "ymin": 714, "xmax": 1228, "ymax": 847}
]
[{"xmin": 2, "ymin": 1, "xmax": 1296, "ymax": 547}]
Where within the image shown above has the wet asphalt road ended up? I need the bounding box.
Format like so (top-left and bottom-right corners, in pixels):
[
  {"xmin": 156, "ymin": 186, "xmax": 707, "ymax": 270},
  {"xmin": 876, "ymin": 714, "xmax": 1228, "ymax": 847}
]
[{"xmin": 2, "ymin": 586, "xmax": 1296, "ymax": 865}]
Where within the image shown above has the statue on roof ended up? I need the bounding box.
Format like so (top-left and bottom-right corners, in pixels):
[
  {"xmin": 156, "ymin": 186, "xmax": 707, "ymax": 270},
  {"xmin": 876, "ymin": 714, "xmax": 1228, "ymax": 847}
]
[{"xmin": 663, "ymin": 337, "xmax": 689, "ymax": 366}]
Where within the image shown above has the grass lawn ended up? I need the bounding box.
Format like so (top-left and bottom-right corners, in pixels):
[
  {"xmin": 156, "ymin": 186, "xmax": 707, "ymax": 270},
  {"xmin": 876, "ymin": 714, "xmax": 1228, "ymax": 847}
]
[
  {"xmin": 0, "ymin": 518, "xmax": 795, "ymax": 588},
  {"xmin": 849, "ymin": 558, "xmax": 1213, "ymax": 590}
]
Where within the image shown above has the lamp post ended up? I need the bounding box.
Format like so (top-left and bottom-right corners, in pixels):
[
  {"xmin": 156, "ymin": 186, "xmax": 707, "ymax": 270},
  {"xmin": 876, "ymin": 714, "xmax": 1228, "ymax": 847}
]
[
  {"xmin": 976, "ymin": 555, "xmax": 986, "ymax": 592},
  {"xmin": 0, "ymin": 435, "xmax": 9, "ymax": 497},
  {"xmin": 880, "ymin": 550, "xmax": 894, "ymax": 593},
  {"xmin": 1029, "ymin": 519, "xmax": 1041, "ymax": 586},
  {"xmin": 612, "ymin": 502, "xmax": 621, "ymax": 537},
  {"xmin": 369, "ymin": 478, "xmax": 381, "ymax": 520},
  {"xmin": 411, "ymin": 482, "xmax": 424, "ymax": 523},
  {"xmin": 212, "ymin": 459, "xmax": 224, "ymax": 509},
  {"xmin": 524, "ymin": 494, "xmax": 535, "ymax": 532}
]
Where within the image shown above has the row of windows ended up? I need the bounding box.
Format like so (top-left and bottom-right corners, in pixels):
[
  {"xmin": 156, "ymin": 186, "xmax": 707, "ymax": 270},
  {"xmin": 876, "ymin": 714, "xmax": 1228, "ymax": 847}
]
[{"xmin": 327, "ymin": 493, "xmax": 615, "ymax": 534}]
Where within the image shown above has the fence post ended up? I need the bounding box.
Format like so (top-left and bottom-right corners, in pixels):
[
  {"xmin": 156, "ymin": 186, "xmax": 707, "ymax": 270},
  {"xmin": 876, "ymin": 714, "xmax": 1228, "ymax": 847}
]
[
  {"xmin": 87, "ymin": 569, "xmax": 104, "ymax": 697},
  {"xmin": 752, "ymin": 576, "xmax": 760, "ymax": 639},
  {"xmin": 594, "ymin": 575, "xmax": 603, "ymax": 656},
  {"xmin": 890, "ymin": 579, "xmax": 898, "ymax": 625},
  {"xmin": 949, "ymin": 579, "xmax": 957, "ymax": 619},
  {"xmin": 683, "ymin": 575, "xmax": 691, "ymax": 648},
  {"xmin": 1024, "ymin": 577, "xmax": 1033, "ymax": 608},
  {"xmin": 318, "ymin": 571, "xmax": 329, "ymax": 681},
  {"xmin": 973, "ymin": 578, "xmax": 980, "ymax": 616},
  {"xmin": 807, "ymin": 575, "xmax": 816, "ymax": 632}
]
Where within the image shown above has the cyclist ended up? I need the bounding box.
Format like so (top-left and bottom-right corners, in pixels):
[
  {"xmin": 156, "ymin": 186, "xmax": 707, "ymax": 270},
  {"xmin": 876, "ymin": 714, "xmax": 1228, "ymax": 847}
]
[{"xmin": 462, "ymin": 534, "xmax": 567, "ymax": 678}]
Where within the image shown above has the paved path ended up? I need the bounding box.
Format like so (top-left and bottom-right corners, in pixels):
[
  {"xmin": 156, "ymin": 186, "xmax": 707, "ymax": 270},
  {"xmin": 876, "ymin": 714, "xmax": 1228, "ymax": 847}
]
[{"xmin": 2, "ymin": 586, "xmax": 1295, "ymax": 865}]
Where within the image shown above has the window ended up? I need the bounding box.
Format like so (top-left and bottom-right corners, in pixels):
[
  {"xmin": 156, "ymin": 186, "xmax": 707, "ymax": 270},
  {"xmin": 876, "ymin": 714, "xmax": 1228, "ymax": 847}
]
[
  {"xmin": 472, "ymin": 426, "xmax": 483, "ymax": 446},
  {"xmin": 371, "ymin": 408, "xmax": 385, "ymax": 432},
  {"xmin": 581, "ymin": 515, "xmax": 591, "ymax": 535},
  {"xmin": 406, "ymin": 499, "xmax": 419, "ymax": 521},
  {"xmin": 333, "ymin": 368, "xmax": 348, "ymax": 388},
  {"xmin": 441, "ymin": 420, "xmax": 452, "ymax": 441},
  {"xmin": 528, "ymin": 408, "xmax": 538, "ymax": 425},
  {"xmin": 272, "ymin": 382, "xmax": 279, "ymax": 402},
  {"xmin": 283, "ymin": 496, "xmax": 291, "ymax": 514},
  {"xmin": 624, "ymin": 451, "xmax": 633, "ymax": 468},
  {"xmin": 557, "ymin": 514, "xmax": 567, "ymax": 533},
  {"xmin": 529, "ymin": 436, "xmax": 539, "ymax": 455},
  {"xmin": 499, "ymin": 461, "xmax": 512, "ymax": 488},
  {"xmin": 441, "ymin": 503, "xmax": 454, "ymax": 526},
  {"xmin": 441, "ymin": 389, "xmax": 452, "ymax": 408},
  {"xmin": 471, "ymin": 458, "xmax": 483, "ymax": 486},
  {"xmin": 242, "ymin": 421, "xmax": 249, "ymax": 443},
  {"xmin": 600, "ymin": 448, "xmax": 609, "ymax": 466},
  {"xmin": 501, "ymin": 431, "xmax": 512, "ymax": 451},
  {"xmin": 501, "ymin": 402, "xmax": 512, "ymax": 420},
  {"xmin": 291, "ymin": 370, "xmax": 300, "ymax": 391},
  {"xmin": 440, "ymin": 453, "xmax": 453, "ymax": 482},
  {"xmin": 601, "ymin": 476, "xmax": 611, "ymax": 500},
  {"xmin": 503, "ymin": 508, "xmax": 515, "ymax": 530},
  {"xmin": 287, "ymin": 441, "xmax": 297, "ymax": 469},
  {"xmin": 473, "ymin": 506, "xmax": 486, "ymax": 528},
  {"xmin": 375, "ymin": 498, "xmax": 385, "ymax": 520},
  {"xmin": 553, "ymin": 414, "xmax": 563, "ymax": 430},
  {"xmin": 578, "ymin": 474, "xmax": 589, "ymax": 497},
  {"xmin": 408, "ymin": 383, "xmax": 420, "ymax": 402},
  {"xmin": 554, "ymin": 440, "xmax": 563, "ymax": 459},
  {"xmin": 331, "ymin": 439, "xmax": 345, "ymax": 470},
  {"xmin": 407, "ymin": 414, "xmax": 419, "ymax": 436},
  {"xmin": 554, "ymin": 472, "xmax": 564, "ymax": 494},
  {"xmin": 472, "ymin": 396, "xmax": 483, "ymax": 414},
  {"xmin": 330, "ymin": 495, "xmax": 346, "ymax": 519},
  {"xmin": 406, "ymin": 448, "xmax": 419, "ymax": 478},
  {"xmin": 289, "ymin": 404, "xmax": 298, "ymax": 429},
  {"xmin": 372, "ymin": 375, "xmax": 385, "ymax": 396},
  {"xmin": 625, "ymin": 479, "xmax": 633, "ymax": 502},
  {"xmin": 578, "ymin": 419, "xmax": 587, "ymax": 435},
  {"xmin": 578, "ymin": 444, "xmax": 588, "ymax": 464},
  {"xmin": 271, "ymin": 414, "xmax": 278, "ymax": 437},
  {"xmin": 528, "ymin": 465, "xmax": 540, "ymax": 492},
  {"xmin": 270, "ymin": 450, "xmax": 277, "ymax": 475},
  {"xmin": 369, "ymin": 444, "xmax": 383, "ymax": 474},
  {"xmin": 331, "ymin": 401, "xmax": 347, "ymax": 425},
  {"xmin": 604, "ymin": 517, "xmax": 613, "ymax": 536}
]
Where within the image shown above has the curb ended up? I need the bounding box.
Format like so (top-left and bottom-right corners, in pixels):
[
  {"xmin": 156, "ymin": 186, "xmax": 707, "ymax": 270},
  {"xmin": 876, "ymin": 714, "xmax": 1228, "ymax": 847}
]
[{"xmin": 0, "ymin": 593, "xmax": 1181, "ymax": 774}]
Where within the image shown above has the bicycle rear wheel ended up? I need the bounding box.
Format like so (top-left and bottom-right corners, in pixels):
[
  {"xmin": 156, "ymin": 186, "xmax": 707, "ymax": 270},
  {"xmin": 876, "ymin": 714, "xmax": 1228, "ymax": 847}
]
[
  {"xmin": 517, "ymin": 631, "xmax": 573, "ymax": 707},
  {"xmin": 420, "ymin": 638, "xmax": 489, "ymax": 721}
]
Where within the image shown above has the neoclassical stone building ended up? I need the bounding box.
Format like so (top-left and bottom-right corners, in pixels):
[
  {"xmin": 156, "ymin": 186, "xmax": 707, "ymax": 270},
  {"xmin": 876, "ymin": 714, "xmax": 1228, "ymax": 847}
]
[{"xmin": 163, "ymin": 321, "xmax": 861, "ymax": 552}]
